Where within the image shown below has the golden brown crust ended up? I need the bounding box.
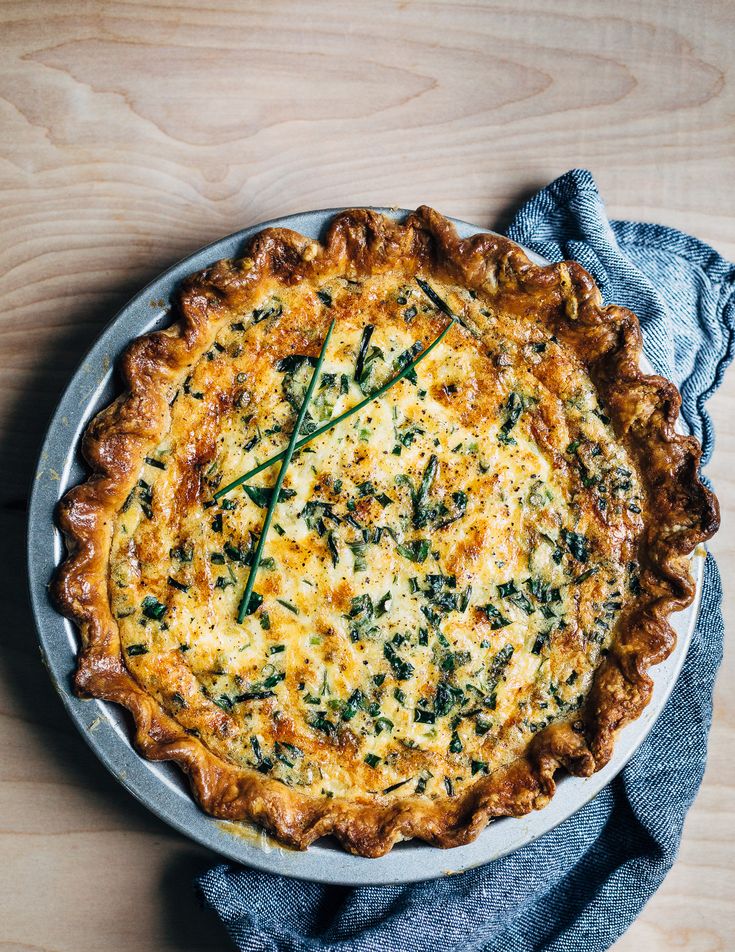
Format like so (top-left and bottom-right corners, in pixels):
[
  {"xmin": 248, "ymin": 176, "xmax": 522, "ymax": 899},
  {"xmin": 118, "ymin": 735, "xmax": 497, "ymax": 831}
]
[{"xmin": 53, "ymin": 207, "xmax": 718, "ymax": 857}]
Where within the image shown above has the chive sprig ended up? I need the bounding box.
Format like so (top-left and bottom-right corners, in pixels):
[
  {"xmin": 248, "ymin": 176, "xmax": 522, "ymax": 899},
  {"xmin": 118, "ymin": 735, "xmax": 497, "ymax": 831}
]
[
  {"xmin": 215, "ymin": 281, "xmax": 456, "ymax": 501},
  {"xmin": 236, "ymin": 319, "xmax": 335, "ymax": 622}
]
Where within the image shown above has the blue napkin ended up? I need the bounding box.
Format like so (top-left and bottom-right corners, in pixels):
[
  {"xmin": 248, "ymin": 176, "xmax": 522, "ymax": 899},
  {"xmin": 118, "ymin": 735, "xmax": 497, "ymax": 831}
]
[{"xmin": 196, "ymin": 170, "xmax": 734, "ymax": 952}]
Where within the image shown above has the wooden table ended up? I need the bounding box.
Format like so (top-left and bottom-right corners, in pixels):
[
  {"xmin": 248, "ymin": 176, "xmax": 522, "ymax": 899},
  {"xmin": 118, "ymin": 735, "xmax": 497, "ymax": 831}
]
[{"xmin": 2, "ymin": 2, "xmax": 733, "ymax": 949}]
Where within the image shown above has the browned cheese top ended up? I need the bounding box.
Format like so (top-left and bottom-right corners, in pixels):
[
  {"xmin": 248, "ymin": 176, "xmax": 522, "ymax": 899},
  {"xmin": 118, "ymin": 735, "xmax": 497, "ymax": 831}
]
[{"xmin": 109, "ymin": 271, "xmax": 643, "ymax": 802}]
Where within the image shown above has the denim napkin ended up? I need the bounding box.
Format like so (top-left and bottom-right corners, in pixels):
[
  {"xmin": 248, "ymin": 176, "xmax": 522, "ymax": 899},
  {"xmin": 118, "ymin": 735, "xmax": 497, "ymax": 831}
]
[{"xmin": 197, "ymin": 170, "xmax": 735, "ymax": 952}]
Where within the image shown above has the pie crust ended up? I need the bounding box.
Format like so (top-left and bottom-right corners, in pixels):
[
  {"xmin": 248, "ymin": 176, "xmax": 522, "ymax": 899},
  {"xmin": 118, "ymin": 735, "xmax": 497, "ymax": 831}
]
[{"xmin": 53, "ymin": 207, "xmax": 718, "ymax": 857}]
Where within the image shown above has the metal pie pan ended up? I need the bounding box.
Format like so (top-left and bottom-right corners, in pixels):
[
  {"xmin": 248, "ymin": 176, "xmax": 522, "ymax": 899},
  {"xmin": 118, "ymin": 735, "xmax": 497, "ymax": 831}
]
[{"xmin": 27, "ymin": 208, "xmax": 704, "ymax": 885}]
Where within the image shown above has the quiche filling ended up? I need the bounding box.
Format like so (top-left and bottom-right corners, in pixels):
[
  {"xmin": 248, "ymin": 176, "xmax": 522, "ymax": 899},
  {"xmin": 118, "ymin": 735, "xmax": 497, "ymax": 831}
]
[{"xmin": 109, "ymin": 275, "xmax": 644, "ymax": 802}]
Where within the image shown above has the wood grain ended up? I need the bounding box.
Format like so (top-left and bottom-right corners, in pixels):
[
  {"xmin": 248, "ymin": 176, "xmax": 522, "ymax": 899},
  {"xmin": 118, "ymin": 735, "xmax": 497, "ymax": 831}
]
[{"xmin": 1, "ymin": 0, "xmax": 733, "ymax": 948}]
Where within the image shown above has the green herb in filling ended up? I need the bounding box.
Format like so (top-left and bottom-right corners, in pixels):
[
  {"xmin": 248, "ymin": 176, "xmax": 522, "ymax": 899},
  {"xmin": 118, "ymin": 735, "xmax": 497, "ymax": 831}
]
[
  {"xmin": 480, "ymin": 604, "xmax": 511, "ymax": 629},
  {"xmin": 126, "ymin": 643, "xmax": 149, "ymax": 657},
  {"xmin": 562, "ymin": 528, "xmax": 590, "ymax": 562},
  {"xmin": 393, "ymin": 536, "xmax": 430, "ymax": 563},
  {"xmin": 497, "ymin": 392, "xmax": 524, "ymax": 445},
  {"xmin": 167, "ymin": 577, "xmax": 189, "ymax": 592},
  {"xmin": 244, "ymin": 485, "xmax": 297, "ymax": 509},
  {"xmin": 141, "ymin": 595, "xmax": 167, "ymax": 621},
  {"xmin": 383, "ymin": 642, "xmax": 415, "ymax": 680}
]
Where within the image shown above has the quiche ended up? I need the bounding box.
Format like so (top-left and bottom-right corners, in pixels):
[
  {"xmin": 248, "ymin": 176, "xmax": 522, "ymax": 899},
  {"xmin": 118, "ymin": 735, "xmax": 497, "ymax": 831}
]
[{"xmin": 54, "ymin": 207, "xmax": 718, "ymax": 857}]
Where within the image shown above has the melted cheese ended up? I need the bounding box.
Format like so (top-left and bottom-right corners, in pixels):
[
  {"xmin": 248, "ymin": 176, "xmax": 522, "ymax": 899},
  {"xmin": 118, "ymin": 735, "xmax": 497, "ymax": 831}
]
[{"xmin": 109, "ymin": 275, "xmax": 643, "ymax": 801}]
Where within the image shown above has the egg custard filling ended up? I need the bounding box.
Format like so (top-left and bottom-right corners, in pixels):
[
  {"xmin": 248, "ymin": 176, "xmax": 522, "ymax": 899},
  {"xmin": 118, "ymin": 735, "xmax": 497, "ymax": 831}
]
[
  {"xmin": 110, "ymin": 274, "xmax": 641, "ymax": 801},
  {"xmin": 56, "ymin": 208, "xmax": 716, "ymax": 855}
]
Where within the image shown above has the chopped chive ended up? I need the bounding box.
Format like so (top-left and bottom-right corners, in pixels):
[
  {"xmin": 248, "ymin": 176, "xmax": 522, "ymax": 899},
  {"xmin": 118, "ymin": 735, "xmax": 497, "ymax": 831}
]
[
  {"xmin": 415, "ymin": 773, "xmax": 431, "ymax": 794},
  {"xmin": 342, "ymin": 689, "xmax": 364, "ymax": 721},
  {"xmin": 355, "ymin": 325, "xmax": 375, "ymax": 383},
  {"xmin": 507, "ymin": 591, "xmax": 534, "ymax": 615},
  {"xmin": 244, "ymin": 485, "xmax": 296, "ymax": 509},
  {"xmin": 167, "ymin": 577, "xmax": 189, "ymax": 592},
  {"xmin": 534, "ymin": 628, "xmax": 553, "ymax": 654},
  {"xmin": 383, "ymin": 778, "xmax": 411, "ymax": 794},
  {"xmin": 310, "ymin": 711, "xmax": 336, "ymax": 735},
  {"xmin": 562, "ymin": 528, "xmax": 590, "ymax": 563},
  {"xmin": 394, "ymin": 538, "xmax": 430, "ymax": 563},
  {"xmin": 276, "ymin": 599, "xmax": 299, "ymax": 615},
  {"xmin": 383, "ymin": 642, "xmax": 414, "ymax": 680},
  {"xmin": 414, "ymin": 455, "xmax": 438, "ymax": 529},
  {"xmin": 481, "ymin": 603, "xmax": 510, "ymax": 629},
  {"xmin": 498, "ymin": 392, "xmax": 524, "ymax": 444},
  {"xmin": 374, "ymin": 716, "xmax": 393, "ymax": 734},
  {"xmin": 262, "ymin": 671, "xmax": 285, "ymax": 689},
  {"xmin": 224, "ymin": 541, "xmax": 247, "ymax": 563},
  {"xmin": 458, "ymin": 586, "xmax": 472, "ymax": 612},
  {"xmin": 141, "ymin": 595, "xmax": 167, "ymax": 620},
  {"xmin": 415, "ymin": 278, "xmax": 456, "ymax": 318},
  {"xmin": 375, "ymin": 591, "xmax": 392, "ymax": 617},
  {"xmin": 327, "ymin": 531, "xmax": 340, "ymax": 567},
  {"xmin": 393, "ymin": 341, "xmax": 423, "ymax": 384},
  {"xmin": 126, "ymin": 643, "xmax": 148, "ymax": 656},
  {"xmin": 574, "ymin": 566, "xmax": 598, "ymax": 584},
  {"xmin": 236, "ymin": 689, "xmax": 275, "ymax": 702},
  {"xmin": 475, "ymin": 716, "xmax": 492, "ymax": 736},
  {"xmin": 349, "ymin": 541, "xmax": 369, "ymax": 572}
]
